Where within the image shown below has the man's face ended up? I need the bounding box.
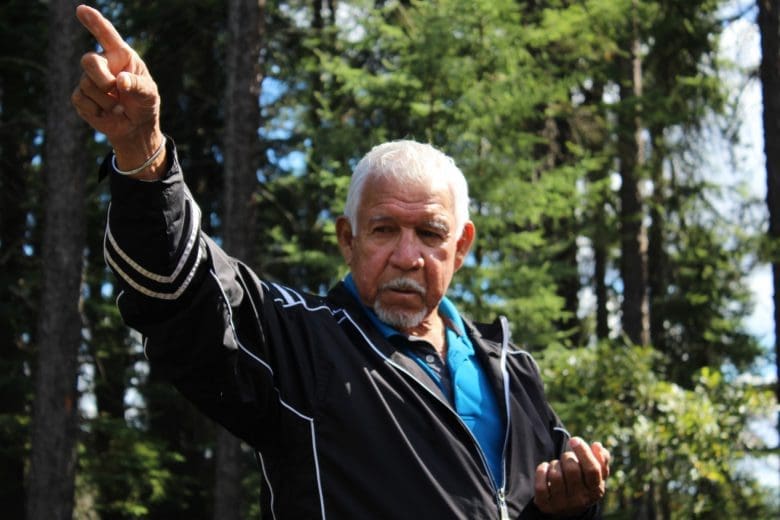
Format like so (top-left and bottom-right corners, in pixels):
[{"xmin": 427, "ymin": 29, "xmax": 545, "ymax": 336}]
[{"xmin": 337, "ymin": 173, "xmax": 474, "ymax": 332}]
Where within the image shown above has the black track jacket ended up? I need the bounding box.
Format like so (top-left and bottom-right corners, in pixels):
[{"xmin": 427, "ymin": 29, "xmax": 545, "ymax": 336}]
[{"xmin": 102, "ymin": 140, "xmax": 600, "ymax": 519}]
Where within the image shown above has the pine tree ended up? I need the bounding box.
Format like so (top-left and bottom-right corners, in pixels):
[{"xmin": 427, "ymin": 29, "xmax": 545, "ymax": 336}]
[
  {"xmin": 26, "ymin": 1, "xmax": 87, "ymax": 517},
  {"xmin": 757, "ymin": 0, "xmax": 780, "ymax": 484},
  {"xmin": 214, "ymin": 0, "xmax": 265, "ymax": 518},
  {"xmin": 0, "ymin": 1, "xmax": 47, "ymax": 516}
]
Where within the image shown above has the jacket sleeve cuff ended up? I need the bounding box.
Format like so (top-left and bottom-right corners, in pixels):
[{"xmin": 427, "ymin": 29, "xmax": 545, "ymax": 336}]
[{"xmin": 102, "ymin": 136, "xmax": 206, "ymax": 302}]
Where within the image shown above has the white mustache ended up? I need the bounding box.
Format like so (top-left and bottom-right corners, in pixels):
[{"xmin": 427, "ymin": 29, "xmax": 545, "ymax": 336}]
[{"xmin": 380, "ymin": 278, "xmax": 425, "ymax": 295}]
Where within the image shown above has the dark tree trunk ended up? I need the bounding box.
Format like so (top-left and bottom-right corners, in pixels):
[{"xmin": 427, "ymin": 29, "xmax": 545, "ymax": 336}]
[
  {"xmin": 647, "ymin": 132, "xmax": 667, "ymax": 351},
  {"xmin": 0, "ymin": 146, "xmax": 31, "ymax": 518},
  {"xmin": 758, "ymin": 0, "xmax": 780, "ymax": 480},
  {"xmin": 617, "ymin": 4, "xmax": 650, "ymax": 347},
  {"xmin": 88, "ymin": 298, "xmax": 130, "ymax": 517},
  {"xmin": 580, "ymin": 81, "xmax": 611, "ymax": 342},
  {"xmin": 25, "ymin": 1, "xmax": 86, "ymax": 518},
  {"xmin": 594, "ymin": 230, "xmax": 610, "ymax": 340},
  {"xmin": 215, "ymin": 0, "xmax": 264, "ymax": 518},
  {"xmin": 214, "ymin": 427, "xmax": 244, "ymax": 520},
  {"xmin": 543, "ymin": 117, "xmax": 581, "ymax": 343},
  {"xmin": 0, "ymin": 4, "xmax": 47, "ymax": 515}
]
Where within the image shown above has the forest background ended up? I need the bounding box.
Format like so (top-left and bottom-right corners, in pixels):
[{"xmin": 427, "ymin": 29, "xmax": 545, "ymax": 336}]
[{"xmin": 2, "ymin": 0, "xmax": 780, "ymax": 518}]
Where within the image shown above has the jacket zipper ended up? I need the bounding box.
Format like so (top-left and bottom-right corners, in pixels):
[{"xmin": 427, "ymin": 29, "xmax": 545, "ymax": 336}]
[
  {"xmin": 440, "ymin": 386, "xmax": 510, "ymax": 520},
  {"xmin": 497, "ymin": 488, "xmax": 510, "ymax": 520},
  {"xmin": 363, "ymin": 315, "xmax": 513, "ymax": 519},
  {"xmin": 496, "ymin": 316, "xmax": 512, "ymax": 520}
]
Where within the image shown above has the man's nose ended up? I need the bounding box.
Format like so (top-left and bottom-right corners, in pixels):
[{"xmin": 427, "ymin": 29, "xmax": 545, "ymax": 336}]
[{"xmin": 390, "ymin": 229, "xmax": 424, "ymax": 270}]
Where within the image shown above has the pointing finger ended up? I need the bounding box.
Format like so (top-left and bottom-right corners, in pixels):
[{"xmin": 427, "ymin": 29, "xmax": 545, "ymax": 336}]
[{"xmin": 76, "ymin": 5, "xmax": 128, "ymax": 53}]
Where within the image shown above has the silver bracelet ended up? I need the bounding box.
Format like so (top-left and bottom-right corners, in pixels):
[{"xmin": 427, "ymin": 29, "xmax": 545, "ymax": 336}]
[{"xmin": 111, "ymin": 135, "xmax": 167, "ymax": 176}]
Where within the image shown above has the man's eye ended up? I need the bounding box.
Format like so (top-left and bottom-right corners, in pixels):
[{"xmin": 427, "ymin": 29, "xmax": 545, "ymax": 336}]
[{"xmin": 418, "ymin": 229, "xmax": 445, "ymax": 242}]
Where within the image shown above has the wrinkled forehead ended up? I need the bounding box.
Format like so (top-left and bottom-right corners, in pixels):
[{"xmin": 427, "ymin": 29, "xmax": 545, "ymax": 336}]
[
  {"xmin": 363, "ymin": 171, "xmax": 453, "ymax": 205},
  {"xmin": 356, "ymin": 173, "xmax": 456, "ymax": 227}
]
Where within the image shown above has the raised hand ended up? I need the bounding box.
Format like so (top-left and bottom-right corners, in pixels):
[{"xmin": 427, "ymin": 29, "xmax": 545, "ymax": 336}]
[
  {"xmin": 71, "ymin": 4, "xmax": 164, "ymax": 179},
  {"xmin": 533, "ymin": 437, "xmax": 610, "ymax": 517}
]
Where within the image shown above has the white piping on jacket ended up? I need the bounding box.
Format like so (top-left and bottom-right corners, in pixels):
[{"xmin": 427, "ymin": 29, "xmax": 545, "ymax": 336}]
[
  {"xmin": 104, "ymin": 199, "xmax": 203, "ymax": 300},
  {"xmin": 211, "ymin": 271, "xmax": 329, "ymax": 520}
]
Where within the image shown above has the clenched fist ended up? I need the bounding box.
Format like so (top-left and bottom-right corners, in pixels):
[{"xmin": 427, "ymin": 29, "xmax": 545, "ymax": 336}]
[{"xmin": 534, "ymin": 437, "xmax": 610, "ymax": 517}]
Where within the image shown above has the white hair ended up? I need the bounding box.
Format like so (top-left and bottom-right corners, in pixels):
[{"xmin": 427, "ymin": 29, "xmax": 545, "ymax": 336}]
[{"xmin": 344, "ymin": 140, "xmax": 470, "ymax": 234}]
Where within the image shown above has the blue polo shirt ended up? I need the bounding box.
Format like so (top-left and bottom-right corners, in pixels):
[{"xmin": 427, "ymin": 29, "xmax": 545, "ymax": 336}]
[{"xmin": 343, "ymin": 275, "xmax": 504, "ymax": 486}]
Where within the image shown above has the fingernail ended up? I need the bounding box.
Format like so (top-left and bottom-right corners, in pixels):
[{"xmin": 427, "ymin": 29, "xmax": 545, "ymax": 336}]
[
  {"xmin": 569, "ymin": 437, "xmax": 582, "ymax": 448},
  {"xmin": 112, "ymin": 104, "xmax": 125, "ymax": 115}
]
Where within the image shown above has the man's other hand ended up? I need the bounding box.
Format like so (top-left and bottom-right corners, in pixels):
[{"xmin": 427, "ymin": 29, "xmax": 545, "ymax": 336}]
[{"xmin": 533, "ymin": 437, "xmax": 611, "ymax": 517}]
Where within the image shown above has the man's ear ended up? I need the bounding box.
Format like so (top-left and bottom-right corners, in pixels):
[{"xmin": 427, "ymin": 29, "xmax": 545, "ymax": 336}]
[
  {"xmin": 336, "ymin": 216, "xmax": 354, "ymax": 265},
  {"xmin": 454, "ymin": 221, "xmax": 475, "ymax": 271}
]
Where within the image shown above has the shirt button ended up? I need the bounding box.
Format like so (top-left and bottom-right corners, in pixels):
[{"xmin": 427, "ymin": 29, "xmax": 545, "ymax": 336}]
[{"xmin": 425, "ymin": 354, "xmax": 436, "ymax": 363}]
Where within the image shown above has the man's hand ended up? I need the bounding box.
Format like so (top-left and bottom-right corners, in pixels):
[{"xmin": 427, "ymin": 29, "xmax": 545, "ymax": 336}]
[
  {"xmin": 533, "ymin": 437, "xmax": 610, "ymax": 517},
  {"xmin": 71, "ymin": 4, "xmax": 165, "ymax": 179}
]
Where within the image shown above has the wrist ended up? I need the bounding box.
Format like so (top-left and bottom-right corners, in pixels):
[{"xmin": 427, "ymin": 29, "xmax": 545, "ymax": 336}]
[{"xmin": 112, "ymin": 128, "xmax": 167, "ymax": 180}]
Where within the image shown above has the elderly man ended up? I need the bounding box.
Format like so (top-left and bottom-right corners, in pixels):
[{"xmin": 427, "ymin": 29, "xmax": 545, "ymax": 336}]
[{"xmin": 72, "ymin": 5, "xmax": 609, "ymax": 519}]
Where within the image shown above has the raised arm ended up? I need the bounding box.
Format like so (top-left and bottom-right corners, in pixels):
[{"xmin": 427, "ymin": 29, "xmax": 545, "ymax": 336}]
[
  {"xmin": 71, "ymin": 4, "xmax": 165, "ymax": 180},
  {"xmin": 69, "ymin": 5, "xmax": 282, "ymax": 449}
]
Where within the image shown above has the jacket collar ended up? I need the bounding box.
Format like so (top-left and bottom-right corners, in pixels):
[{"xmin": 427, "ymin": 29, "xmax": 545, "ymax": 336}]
[
  {"xmin": 327, "ymin": 281, "xmax": 510, "ymax": 356},
  {"xmin": 327, "ymin": 281, "xmax": 510, "ymax": 402},
  {"xmin": 327, "ymin": 281, "xmax": 434, "ymax": 374}
]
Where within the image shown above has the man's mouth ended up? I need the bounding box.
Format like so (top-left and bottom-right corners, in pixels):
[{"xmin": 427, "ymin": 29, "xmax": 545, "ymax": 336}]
[{"xmin": 381, "ymin": 278, "xmax": 425, "ymax": 297}]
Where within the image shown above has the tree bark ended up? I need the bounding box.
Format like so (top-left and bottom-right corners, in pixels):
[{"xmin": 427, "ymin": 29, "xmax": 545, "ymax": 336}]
[
  {"xmin": 617, "ymin": 2, "xmax": 650, "ymax": 346},
  {"xmin": 543, "ymin": 117, "xmax": 581, "ymax": 343},
  {"xmin": 25, "ymin": 1, "xmax": 86, "ymax": 518},
  {"xmin": 594, "ymin": 220, "xmax": 610, "ymax": 341},
  {"xmin": 757, "ymin": 0, "xmax": 780, "ymax": 481},
  {"xmin": 214, "ymin": 0, "xmax": 264, "ymax": 518},
  {"xmin": 647, "ymin": 131, "xmax": 668, "ymax": 352},
  {"xmin": 0, "ymin": 7, "xmax": 41, "ymax": 514}
]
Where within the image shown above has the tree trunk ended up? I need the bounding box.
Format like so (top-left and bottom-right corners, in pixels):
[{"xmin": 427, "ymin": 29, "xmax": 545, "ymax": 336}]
[
  {"xmin": 25, "ymin": 1, "xmax": 86, "ymax": 518},
  {"xmin": 594, "ymin": 220, "xmax": 610, "ymax": 341},
  {"xmin": 0, "ymin": 151, "xmax": 31, "ymax": 518},
  {"xmin": 215, "ymin": 0, "xmax": 264, "ymax": 518},
  {"xmin": 758, "ymin": 0, "xmax": 780, "ymax": 482},
  {"xmin": 543, "ymin": 117, "xmax": 581, "ymax": 343},
  {"xmin": 617, "ymin": 2, "xmax": 650, "ymax": 347},
  {"xmin": 214, "ymin": 427, "xmax": 244, "ymax": 519},
  {"xmin": 0, "ymin": 4, "xmax": 47, "ymax": 514},
  {"xmin": 647, "ymin": 132, "xmax": 667, "ymax": 351},
  {"xmin": 88, "ymin": 290, "xmax": 130, "ymax": 517}
]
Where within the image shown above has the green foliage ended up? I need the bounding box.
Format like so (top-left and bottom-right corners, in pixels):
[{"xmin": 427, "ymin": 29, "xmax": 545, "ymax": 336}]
[
  {"xmin": 655, "ymin": 217, "xmax": 763, "ymax": 384},
  {"xmin": 79, "ymin": 417, "xmax": 188, "ymax": 518},
  {"xmin": 539, "ymin": 342, "xmax": 778, "ymax": 519},
  {"xmin": 314, "ymin": 0, "xmax": 589, "ymax": 344}
]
